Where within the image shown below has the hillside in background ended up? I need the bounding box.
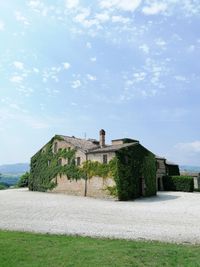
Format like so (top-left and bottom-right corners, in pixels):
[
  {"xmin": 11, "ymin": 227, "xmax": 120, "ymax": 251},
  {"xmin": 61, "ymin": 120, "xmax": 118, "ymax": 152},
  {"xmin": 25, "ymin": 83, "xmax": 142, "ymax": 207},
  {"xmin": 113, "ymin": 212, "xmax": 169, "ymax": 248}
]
[
  {"xmin": 180, "ymin": 165, "xmax": 200, "ymax": 173},
  {"xmin": 0, "ymin": 163, "xmax": 29, "ymax": 174},
  {"xmin": 0, "ymin": 163, "xmax": 29, "ymax": 186}
]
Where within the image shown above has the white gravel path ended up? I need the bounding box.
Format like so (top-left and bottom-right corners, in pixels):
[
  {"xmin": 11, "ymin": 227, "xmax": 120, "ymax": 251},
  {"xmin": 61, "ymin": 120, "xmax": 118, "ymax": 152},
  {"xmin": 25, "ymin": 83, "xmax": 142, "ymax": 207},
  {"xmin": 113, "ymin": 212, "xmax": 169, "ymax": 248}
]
[{"xmin": 1, "ymin": 188, "xmax": 200, "ymax": 244}]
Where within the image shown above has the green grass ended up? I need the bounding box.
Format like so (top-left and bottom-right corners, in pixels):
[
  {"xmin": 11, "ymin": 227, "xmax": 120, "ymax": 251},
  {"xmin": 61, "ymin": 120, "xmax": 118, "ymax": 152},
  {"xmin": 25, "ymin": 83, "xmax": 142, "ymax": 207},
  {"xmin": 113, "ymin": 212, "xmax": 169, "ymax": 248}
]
[{"xmin": 0, "ymin": 231, "xmax": 200, "ymax": 267}]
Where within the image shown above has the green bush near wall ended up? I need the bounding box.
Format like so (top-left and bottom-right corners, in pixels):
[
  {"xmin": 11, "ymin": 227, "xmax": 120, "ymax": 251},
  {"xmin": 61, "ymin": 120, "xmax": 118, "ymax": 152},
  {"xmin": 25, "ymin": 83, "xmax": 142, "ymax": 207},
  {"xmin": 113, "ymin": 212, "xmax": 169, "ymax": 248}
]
[
  {"xmin": 17, "ymin": 172, "xmax": 29, "ymax": 187},
  {"xmin": 114, "ymin": 145, "xmax": 156, "ymax": 200},
  {"xmin": 163, "ymin": 175, "xmax": 194, "ymax": 192}
]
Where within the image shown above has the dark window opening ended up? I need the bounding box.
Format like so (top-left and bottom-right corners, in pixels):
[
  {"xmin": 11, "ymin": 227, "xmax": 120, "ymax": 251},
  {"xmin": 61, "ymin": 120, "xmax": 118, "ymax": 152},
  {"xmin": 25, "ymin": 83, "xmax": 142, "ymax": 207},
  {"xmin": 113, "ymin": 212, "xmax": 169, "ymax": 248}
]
[
  {"xmin": 103, "ymin": 154, "xmax": 108, "ymax": 164},
  {"xmin": 58, "ymin": 158, "xmax": 62, "ymax": 166},
  {"xmin": 77, "ymin": 157, "xmax": 81, "ymax": 166},
  {"xmin": 54, "ymin": 142, "xmax": 58, "ymax": 153},
  {"xmin": 156, "ymin": 161, "xmax": 160, "ymax": 170}
]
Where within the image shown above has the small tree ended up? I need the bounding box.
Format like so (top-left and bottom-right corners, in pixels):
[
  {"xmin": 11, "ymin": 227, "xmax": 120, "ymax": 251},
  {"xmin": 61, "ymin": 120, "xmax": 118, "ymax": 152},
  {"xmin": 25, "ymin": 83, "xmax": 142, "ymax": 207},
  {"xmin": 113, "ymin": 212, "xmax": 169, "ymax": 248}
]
[{"xmin": 18, "ymin": 172, "xmax": 29, "ymax": 187}]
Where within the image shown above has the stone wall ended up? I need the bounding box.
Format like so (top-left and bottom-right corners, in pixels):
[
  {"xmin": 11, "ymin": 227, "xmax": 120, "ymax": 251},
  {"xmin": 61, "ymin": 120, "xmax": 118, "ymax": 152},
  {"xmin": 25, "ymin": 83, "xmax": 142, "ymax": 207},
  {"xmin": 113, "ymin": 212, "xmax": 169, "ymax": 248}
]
[
  {"xmin": 87, "ymin": 152, "xmax": 115, "ymax": 163},
  {"xmin": 156, "ymin": 158, "xmax": 166, "ymax": 191},
  {"xmin": 52, "ymin": 174, "xmax": 116, "ymax": 198},
  {"xmin": 52, "ymin": 139, "xmax": 86, "ymax": 165}
]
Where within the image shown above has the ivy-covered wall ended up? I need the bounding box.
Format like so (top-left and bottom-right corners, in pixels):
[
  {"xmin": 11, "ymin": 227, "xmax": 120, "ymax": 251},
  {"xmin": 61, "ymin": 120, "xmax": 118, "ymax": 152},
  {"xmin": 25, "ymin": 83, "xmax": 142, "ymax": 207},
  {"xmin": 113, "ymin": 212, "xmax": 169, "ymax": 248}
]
[
  {"xmin": 29, "ymin": 136, "xmax": 80, "ymax": 192},
  {"xmin": 114, "ymin": 145, "xmax": 156, "ymax": 200}
]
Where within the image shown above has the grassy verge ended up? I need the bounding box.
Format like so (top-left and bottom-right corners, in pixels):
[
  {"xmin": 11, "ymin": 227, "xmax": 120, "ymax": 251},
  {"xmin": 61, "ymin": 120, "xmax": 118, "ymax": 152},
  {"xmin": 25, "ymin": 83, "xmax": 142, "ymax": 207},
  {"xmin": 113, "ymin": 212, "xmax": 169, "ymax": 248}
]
[{"xmin": 0, "ymin": 230, "xmax": 200, "ymax": 267}]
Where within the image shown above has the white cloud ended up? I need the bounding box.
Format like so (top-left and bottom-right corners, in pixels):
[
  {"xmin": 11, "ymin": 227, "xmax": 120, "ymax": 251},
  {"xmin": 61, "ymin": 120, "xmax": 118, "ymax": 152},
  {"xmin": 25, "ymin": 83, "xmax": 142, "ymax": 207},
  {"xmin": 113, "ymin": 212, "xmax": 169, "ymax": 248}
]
[
  {"xmin": 87, "ymin": 74, "xmax": 97, "ymax": 81},
  {"xmin": 112, "ymin": 15, "xmax": 130, "ymax": 24},
  {"xmin": 175, "ymin": 75, "xmax": 187, "ymax": 82},
  {"xmin": 155, "ymin": 38, "xmax": 167, "ymax": 47},
  {"xmin": 28, "ymin": 1, "xmax": 49, "ymax": 16},
  {"xmin": 33, "ymin": 67, "xmax": 39, "ymax": 73},
  {"xmin": 176, "ymin": 141, "xmax": 200, "ymax": 154},
  {"xmin": 182, "ymin": 0, "xmax": 200, "ymax": 16},
  {"xmin": 139, "ymin": 44, "xmax": 149, "ymax": 54},
  {"xmin": 15, "ymin": 11, "xmax": 29, "ymax": 25},
  {"xmin": 28, "ymin": 0, "xmax": 41, "ymax": 9},
  {"xmin": 65, "ymin": 0, "xmax": 79, "ymax": 9},
  {"xmin": 95, "ymin": 13, "xmax": 109, "ymax": 23},
  {"xmin": 133, "ymin": 72, "xmax": 146, "ymax": 82},
  {"xmin": 63, "ymin": 62, "xmax": 71, "ymax": 69},
  {"xmin": 86, "ymin": 42, "xmax": 92, "ymax": 49},
  {"xmin": 74, "ymin": 8, "xmax": 97, "ymax": 28},
  {"xmin": 100, "ymin": 0, "xmax": 141, "ymax": 12},
  {"xmin": 10, "ymin": 75, "xmax": 23, "ymax": 83},
  {"xmin": 71, "ymin": 80, "xmax": 81, "ymax": 88},
  {"xmin": 142, "ymin": 3, "xmax": 167, "ymax": 15},
  {"xmin": 188, "ymin": 45, "xmax": 195, "ymax": 52},
  {"xmin": 42, "ymin": 66, "xmax": 62, "ymax": 83},
  {"xmin": 90, "ymin": 57, "xmax": 97, "ymax": 62},
  {"xmin": 0, "ymin": 21, "xmax": 5, "ymax": 31},
  {"xmin": 13, "ymin": 61, "xmax": 24, "ymax": 70}
]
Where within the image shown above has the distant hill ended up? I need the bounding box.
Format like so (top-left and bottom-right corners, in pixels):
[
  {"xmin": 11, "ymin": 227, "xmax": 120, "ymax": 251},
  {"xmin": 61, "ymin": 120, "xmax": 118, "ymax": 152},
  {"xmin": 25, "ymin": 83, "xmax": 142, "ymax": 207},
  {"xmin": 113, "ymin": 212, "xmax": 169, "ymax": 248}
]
[
  {"xmin": 0, "ymin": 163, "xmax": 29, "ymax": 174},
  {"xmin": 0, "ymin": 174, "xmax": 20, "ymax": 186},
  {"xmin": 180, "ymin": 165, "xmax": 200, "ymax": 173}
]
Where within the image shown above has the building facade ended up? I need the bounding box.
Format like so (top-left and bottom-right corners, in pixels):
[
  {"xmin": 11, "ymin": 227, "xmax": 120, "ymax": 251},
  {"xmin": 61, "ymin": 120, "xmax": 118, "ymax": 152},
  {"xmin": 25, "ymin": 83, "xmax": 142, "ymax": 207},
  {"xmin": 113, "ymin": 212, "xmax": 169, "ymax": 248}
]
[{"xmin": 30, "ymin": 129, "xmax": 178, "ymax": 198}]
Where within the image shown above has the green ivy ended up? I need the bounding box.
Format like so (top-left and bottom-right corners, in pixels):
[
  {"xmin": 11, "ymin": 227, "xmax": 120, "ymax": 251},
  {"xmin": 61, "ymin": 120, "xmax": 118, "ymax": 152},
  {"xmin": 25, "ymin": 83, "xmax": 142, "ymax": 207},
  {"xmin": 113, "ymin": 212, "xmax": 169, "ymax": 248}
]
[
  {"xmin": 163, "ymin": 175, "xmax": 194, "ymax": 192},
  {"xmin": 114, "ymin": 145, "xmax": 156, "ymax": 200},
  {"xmin": 18, "ymin": 172, "xmax": 30, "ymax": 188},
  {"xmin": 29, "ymin": 137, "xmax": 81, "ymax": 192}
]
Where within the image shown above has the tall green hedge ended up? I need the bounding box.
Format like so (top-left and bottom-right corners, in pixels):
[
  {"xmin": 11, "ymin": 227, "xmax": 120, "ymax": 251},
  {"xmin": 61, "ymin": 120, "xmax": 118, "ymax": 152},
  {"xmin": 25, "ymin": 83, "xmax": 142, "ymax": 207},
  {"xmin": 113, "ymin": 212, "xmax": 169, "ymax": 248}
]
[
  {"xmin": 163, "ymin": 176, "xmax": 194, "ymax": 192},
  {"xmin": 114, "ymin": 145, "xmax": 156, "ymax": 200}
]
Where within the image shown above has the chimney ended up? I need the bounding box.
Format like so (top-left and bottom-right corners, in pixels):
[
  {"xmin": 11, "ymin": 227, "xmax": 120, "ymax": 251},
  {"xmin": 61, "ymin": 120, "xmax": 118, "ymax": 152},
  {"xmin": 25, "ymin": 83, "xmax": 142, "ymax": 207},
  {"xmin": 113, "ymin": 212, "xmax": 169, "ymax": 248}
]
[{"xmin": 99, "ymin": 129, "xmax": 106, "ymax": 147}]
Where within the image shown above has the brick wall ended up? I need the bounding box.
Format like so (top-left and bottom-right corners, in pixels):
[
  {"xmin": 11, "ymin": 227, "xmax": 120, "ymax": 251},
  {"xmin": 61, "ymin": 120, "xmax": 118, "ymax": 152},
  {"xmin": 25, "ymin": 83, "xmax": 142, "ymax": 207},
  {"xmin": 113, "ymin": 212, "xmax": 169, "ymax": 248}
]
[{"xmin": 52, "ymin": 175, "xmax": 116, "ymax": 198}]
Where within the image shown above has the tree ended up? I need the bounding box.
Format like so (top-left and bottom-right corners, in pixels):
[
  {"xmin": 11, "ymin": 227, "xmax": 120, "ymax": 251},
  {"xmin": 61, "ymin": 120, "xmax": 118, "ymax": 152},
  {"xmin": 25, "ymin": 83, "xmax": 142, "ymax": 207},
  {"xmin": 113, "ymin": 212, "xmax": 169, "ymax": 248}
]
[{"xmin": 18, "ymin": 172, "xmax": 29, "ymax": 187}]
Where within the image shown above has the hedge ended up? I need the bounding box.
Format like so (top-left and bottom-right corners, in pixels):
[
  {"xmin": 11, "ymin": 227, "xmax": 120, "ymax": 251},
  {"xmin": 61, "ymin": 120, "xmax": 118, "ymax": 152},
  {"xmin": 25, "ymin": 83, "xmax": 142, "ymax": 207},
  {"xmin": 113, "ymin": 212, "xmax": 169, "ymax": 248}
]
[
  {"xmin": 163, "ymin": 175, "xmax": 194, "ymax": 192},
  {"xmin": 18, "ymin": 172, "xmax": 29, "ymax": 188},
  {"xmin": 115, "ymin": 145, "xmax": 156, "ymax": 200}
]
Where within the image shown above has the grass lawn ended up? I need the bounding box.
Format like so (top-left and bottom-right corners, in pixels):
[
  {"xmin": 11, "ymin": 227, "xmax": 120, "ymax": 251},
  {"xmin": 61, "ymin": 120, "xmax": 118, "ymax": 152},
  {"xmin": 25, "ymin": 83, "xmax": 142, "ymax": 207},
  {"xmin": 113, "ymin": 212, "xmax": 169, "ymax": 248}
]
[{"xmin": 0, "ymin": 231, "xmax": 200, "ymax": 267}]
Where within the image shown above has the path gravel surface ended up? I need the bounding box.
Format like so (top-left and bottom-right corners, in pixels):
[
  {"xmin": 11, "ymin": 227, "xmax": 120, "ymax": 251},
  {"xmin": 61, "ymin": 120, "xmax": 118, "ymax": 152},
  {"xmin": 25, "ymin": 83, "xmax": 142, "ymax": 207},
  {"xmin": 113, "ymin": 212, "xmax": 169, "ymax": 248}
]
[{"xmin": 1, "ymin": 188, "xmax": 200, "ymax": 243}]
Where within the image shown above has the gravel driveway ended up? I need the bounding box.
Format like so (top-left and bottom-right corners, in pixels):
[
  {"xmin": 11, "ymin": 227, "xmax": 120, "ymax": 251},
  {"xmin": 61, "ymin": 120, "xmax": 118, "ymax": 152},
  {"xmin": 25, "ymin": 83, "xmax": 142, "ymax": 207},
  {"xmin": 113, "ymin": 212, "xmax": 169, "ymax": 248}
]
[{"xmin": 1, "ymin": 188, "xmax": 200, "ymax": 244}]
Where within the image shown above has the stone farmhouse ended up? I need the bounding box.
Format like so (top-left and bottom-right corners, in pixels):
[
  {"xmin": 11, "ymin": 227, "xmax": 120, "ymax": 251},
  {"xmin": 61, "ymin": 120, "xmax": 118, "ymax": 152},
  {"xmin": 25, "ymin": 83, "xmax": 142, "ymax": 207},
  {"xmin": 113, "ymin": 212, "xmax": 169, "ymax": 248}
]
[
  {"xmin": 30, "ymin": 129, "xmax": 179, "ymax": 199},
  {"xmin": 155, "ymin": 156, "xmax": 180, "ymax": 191}
]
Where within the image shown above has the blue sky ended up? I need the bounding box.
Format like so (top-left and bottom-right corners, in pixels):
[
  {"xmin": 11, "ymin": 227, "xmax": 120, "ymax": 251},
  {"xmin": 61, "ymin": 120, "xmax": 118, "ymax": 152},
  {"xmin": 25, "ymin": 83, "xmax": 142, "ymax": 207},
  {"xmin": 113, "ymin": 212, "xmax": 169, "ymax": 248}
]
[{"xmin": 0, "ymin": 0, "xmax": 200, "ymax": 165}]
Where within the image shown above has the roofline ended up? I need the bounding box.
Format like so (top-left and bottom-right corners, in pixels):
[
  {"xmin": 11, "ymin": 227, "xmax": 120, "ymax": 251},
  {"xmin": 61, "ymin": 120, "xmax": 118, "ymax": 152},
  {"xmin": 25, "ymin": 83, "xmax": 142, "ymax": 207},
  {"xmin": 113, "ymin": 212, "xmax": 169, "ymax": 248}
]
[{"xmin": 86, "ymin": 142, "xmax": 139, "ymax": 154}]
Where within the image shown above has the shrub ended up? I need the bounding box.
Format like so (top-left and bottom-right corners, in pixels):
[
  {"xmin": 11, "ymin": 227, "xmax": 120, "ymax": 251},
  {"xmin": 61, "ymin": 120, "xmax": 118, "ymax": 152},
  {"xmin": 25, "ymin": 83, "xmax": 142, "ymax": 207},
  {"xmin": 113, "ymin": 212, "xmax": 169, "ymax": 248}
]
[
  {"xmin": 0, "ymin": 183, "xmax": 8, "ymax": 190},
  {"xmin": 163, "ymin": 175, "xmax": 194, "ymax": 192},
  {"xmin": 18, "ymin": 172, "xmax": 30, "ymax": 187}
]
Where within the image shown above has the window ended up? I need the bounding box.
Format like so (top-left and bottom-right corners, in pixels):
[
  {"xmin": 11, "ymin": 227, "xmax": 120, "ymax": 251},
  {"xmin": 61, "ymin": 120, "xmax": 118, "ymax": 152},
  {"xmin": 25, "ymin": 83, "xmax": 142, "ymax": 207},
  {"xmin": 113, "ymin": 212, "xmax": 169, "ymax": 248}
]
[
  {"xmin": 47, "ymin": 160, "xmax": 51, "ymax": 166},
  {"xmin": 58, "ymin": 158, "xmax": 62, "ymax": 166},
  {"xmin": 156, "ymin": 161, "xmax": 160, "ymax": 170},
  {"xmin": 53, "ymin": 142, "xmax": 58, "ymax": 153},
  {"xmin": 76, "ymin": 157, "xmax": 81, "ymax": 166},
  {"xmin": 103, "ymin": 154, "xmax": 108, "ymax": 164}
]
